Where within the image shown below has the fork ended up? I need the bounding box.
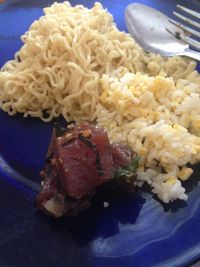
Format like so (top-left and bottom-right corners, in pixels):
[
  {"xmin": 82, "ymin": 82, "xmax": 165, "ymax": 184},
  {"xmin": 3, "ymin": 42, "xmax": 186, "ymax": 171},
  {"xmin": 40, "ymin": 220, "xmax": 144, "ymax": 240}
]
[{"xmin": 167, "ymin": 5, "xmax": 200, "ymax": 52}]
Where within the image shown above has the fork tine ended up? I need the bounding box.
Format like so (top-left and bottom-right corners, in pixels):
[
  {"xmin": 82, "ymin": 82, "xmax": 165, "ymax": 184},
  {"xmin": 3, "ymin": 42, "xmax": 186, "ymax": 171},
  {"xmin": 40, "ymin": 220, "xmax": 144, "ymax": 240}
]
[
  {"xmin": 177, "ymin": 5, "xmax": 200, "ymax": 20},
  {"xmin": 166, "ymin": 28, "xmax": 200, "ymax": 51},
  {"xmin": 169, "ymin": 18, "xmax": 200, "ymax": 38},
  {"xmin": 173, "ymin": 11, "xmax": 200, "ymax": 30}
]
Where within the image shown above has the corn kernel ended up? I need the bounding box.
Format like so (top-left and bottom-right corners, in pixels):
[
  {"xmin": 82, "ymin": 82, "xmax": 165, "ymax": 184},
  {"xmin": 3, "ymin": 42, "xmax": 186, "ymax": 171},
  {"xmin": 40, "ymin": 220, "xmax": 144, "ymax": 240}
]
[
  {"xmin": 178, "ymin": 167, "xmax": 193, "ymax": 181},
  {"xmin": 165, "ymin": 177, "xmax": 177, "ymax": 185}
]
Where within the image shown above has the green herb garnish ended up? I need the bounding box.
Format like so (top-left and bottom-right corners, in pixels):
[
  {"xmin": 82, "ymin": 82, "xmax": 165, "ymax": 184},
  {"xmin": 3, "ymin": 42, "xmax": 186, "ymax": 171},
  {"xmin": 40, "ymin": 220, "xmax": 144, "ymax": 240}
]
[{"xmin": 115, "ymin": 156, "xmax": 140, "ymax": 178}]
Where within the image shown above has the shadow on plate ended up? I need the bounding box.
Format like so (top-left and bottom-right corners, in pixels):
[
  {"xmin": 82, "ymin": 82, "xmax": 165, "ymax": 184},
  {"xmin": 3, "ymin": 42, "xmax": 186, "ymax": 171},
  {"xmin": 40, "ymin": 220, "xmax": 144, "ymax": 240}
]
[
  {"xmin": 36, "ymin": 188, "xmax": 146, "ymax": 246},
  {"xmin": 34, "ymin": 161, "xmax": 200, "ymax": 249},
  {"xmin": 183, "ymin": 163, "xmax": 200, "ymax": 194}
]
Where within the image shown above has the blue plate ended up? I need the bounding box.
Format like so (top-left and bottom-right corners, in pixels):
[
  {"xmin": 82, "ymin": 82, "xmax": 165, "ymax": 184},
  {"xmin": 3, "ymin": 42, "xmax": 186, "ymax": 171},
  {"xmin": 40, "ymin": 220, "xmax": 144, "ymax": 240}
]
[{"xmin": 0, "ymin": 1, "xmax": 200, "ymax": 267}]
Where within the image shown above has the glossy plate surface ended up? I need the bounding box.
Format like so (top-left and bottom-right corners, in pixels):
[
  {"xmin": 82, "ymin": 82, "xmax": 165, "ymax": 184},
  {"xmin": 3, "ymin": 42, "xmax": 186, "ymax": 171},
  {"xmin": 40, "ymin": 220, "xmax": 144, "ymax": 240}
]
[{"xmin": 0, "ymin": 1, "xmax": 200, "ymax": 267}]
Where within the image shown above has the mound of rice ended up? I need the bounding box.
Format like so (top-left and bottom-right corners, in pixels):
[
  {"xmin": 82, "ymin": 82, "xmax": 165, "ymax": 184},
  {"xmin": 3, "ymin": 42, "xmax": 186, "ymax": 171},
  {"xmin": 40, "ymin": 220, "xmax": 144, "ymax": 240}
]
[{"xmin": 96, "ymin": 68, "xmax": 200, "ymax": 203}]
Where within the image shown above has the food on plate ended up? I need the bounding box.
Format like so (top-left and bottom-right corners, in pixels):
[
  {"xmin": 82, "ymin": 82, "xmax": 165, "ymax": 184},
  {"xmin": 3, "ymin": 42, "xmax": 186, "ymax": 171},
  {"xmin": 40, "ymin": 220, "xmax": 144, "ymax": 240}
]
[
  {"xmin": 36, "ymin": 122, "xmax": 138, "ymax": 217},
  {"xmin": 0, "ymin": 2, "xmax": 200, "ymax": 203},
  {"xmin": 98, "ymin": 72, "xmax": 200, "ymax": 202}
]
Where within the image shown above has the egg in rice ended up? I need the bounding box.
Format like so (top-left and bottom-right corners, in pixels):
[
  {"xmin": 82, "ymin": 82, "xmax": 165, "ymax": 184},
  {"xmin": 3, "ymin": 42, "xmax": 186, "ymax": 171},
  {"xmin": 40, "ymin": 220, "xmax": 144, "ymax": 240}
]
[{"xmin": 96, "ymin": 68, "xmax": 200, "ymax": 203}]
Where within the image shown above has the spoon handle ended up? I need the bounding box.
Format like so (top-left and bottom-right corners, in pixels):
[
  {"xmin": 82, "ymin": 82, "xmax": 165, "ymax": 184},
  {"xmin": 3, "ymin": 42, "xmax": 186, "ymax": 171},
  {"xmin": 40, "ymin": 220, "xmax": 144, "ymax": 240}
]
[{"xmin": 181, "ymin": 49, "xmax": 200, "ymax": 61}]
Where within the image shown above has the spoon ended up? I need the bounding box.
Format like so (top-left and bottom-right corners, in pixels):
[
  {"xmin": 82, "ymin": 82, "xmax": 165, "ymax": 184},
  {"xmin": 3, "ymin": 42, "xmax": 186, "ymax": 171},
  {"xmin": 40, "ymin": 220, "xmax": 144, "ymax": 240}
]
[{"xmin": 125, "ymin": 3, "xmax": 200, "ymax": 61}]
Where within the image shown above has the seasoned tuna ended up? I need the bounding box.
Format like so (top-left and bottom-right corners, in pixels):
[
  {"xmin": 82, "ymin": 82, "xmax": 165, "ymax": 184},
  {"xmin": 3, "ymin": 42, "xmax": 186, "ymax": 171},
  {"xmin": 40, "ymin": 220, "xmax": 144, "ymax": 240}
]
[{"xmin": 36, "ymin": 122, "xmax": 139, "ymax": 217}]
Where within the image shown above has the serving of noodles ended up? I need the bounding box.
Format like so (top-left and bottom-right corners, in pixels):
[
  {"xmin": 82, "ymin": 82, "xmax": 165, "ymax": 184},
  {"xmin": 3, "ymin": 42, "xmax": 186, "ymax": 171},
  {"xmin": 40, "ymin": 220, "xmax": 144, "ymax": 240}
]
[{"xmin": 1, "ymin": 1, "xmax": 200, "ymax": 202}]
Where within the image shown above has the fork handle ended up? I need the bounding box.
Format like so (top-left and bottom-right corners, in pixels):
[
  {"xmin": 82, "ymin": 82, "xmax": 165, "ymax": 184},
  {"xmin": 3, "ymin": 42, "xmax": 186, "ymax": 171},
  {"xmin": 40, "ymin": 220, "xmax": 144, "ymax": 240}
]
[{"xmin": 181, "ymin": 49, "xmax": 200, "ymax": 61}]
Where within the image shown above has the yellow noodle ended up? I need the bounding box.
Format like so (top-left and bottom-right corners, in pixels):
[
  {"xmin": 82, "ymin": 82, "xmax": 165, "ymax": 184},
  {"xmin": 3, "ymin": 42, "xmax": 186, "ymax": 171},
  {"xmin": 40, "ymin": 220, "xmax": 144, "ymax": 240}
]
[{"xmin": 0, "ymin": 1, "xmax": 198, "ymax": 123}]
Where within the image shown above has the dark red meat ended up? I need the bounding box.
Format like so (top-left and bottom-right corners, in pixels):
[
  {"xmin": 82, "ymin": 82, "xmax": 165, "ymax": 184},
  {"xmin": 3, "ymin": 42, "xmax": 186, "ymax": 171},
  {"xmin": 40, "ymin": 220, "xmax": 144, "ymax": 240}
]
[
  {"xmin": 36, "ymin": 122, "xmax": 138, "ymax": 217},
  {"xmin": 55, "ymin": 122, "xmax": 113, "ymax": 199},
  {"xmin": 111, "ymin": 142, "xmax": 133, "ymax": 168}
]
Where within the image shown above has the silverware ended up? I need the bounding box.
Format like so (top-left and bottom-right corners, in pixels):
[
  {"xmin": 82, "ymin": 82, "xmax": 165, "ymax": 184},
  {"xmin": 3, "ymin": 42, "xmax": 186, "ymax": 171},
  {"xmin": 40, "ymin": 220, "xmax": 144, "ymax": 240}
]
[
  {"xmin": 167, "ymin": 5, "xmax": 200, "ymax": 51},
  {"xmin": 125, "ymin": 3, "xmax": 200, "ymax": 61}
]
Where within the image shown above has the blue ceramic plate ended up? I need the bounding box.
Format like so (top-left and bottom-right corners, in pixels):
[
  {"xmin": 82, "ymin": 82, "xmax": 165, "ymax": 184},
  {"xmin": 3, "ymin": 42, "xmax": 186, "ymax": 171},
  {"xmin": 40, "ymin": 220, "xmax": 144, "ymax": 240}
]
[{"xmin": 0, "ymin": 1, "xmax": 200, "ymax": 267}]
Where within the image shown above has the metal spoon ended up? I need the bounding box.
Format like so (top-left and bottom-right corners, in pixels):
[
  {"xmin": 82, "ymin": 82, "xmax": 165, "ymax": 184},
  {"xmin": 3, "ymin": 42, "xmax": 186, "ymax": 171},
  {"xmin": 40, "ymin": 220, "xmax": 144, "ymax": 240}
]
[{"xmin": 125, "ymin": 3, "xmax": 200, "ymax": 61}]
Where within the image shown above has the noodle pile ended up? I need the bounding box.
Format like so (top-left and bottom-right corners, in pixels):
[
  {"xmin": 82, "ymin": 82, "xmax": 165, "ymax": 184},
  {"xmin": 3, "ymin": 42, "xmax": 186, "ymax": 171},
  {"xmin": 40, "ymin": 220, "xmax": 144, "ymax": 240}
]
[
  {"xmin": 1, "ymin": 2, "xmax": 200, "ymax": 202},
  {"xmin": 0, "ymin": 1, "xmax": 198, "ymax": 121}
]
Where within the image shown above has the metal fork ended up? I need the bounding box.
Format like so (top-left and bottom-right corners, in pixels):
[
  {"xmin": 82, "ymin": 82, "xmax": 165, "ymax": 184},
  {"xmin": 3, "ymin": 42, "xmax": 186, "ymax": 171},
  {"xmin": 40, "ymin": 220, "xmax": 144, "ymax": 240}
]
[{"xmin": 167, "ymin": 5, "xmax": 200, "ymax": 52}]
